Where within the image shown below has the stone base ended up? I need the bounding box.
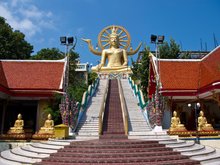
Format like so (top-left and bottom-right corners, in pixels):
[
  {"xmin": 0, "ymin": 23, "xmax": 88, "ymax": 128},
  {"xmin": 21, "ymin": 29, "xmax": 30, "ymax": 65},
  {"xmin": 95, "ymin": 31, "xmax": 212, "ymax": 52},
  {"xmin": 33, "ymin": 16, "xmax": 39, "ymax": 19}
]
[
  {"xmin": 0, "ymin": 133, "xmax": 32, "ymax": 140},
  {"xmin": 167, "ymin": 130, "xmax": 220, "ymax": 137},
  {"xmin": 98, "ymin": 72, "xmax": 131, "ymax": 79},
  {"xmin": 32, "ymin": 133, "xmax": 55, "ymax": 140}
]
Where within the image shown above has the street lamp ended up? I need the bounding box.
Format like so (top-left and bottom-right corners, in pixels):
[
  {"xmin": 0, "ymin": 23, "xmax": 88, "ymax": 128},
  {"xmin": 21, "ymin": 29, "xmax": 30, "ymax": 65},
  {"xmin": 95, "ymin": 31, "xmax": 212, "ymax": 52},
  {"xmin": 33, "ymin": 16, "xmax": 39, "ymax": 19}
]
[
  {"xmin": 188, "ymin": 103, "xmax": 200, "ymax": 144},
  {"xmin": 60, "ymin": 36, "xmax": 77, "ymax": 90},
  {"xmin": 150, "ymin": 34, "xmax": 165, "ymax": 127},
  {"xmin": 60, "ymin": 36, "xmax": 77, "ymax": 129}
]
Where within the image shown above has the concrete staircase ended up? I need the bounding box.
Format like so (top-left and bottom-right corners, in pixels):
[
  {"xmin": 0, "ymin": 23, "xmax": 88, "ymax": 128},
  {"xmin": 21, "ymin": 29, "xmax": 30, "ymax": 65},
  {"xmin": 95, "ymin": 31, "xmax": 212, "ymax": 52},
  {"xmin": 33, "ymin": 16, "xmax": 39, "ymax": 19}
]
[
  {"xmin": 75, "ymin": 79, "xmax": 108, "ymax": 140},
  {"xmin": 121, "ymin": 79, "xmax": 169, "ymax": 140},
  {"xmin": 36, "ymin": 139, "xmax": 200, "ymax": 165},
  {"xmin": 1, "ymin": 138, "xmax": 220, "ymax": 165}
]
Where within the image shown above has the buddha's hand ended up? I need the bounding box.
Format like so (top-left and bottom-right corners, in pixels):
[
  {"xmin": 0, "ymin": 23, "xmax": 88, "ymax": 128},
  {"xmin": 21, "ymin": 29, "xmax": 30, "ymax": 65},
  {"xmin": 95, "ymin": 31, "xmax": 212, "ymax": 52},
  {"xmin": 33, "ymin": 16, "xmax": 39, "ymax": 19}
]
[
  {"xmin": 122, "ymin": 62, "xmax": 128, "ymax": 66},
  {"xmin": 98, "ymin": 63, "xmax": 104, "ymax": 70}
]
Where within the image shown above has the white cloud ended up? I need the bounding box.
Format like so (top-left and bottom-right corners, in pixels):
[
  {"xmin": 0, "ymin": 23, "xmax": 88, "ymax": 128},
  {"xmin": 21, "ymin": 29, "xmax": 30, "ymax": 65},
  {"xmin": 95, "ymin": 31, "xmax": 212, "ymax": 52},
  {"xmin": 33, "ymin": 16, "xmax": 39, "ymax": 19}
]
[{"xmin": 0, "ymin": 0, "xmax": 54, "ymax": 38}]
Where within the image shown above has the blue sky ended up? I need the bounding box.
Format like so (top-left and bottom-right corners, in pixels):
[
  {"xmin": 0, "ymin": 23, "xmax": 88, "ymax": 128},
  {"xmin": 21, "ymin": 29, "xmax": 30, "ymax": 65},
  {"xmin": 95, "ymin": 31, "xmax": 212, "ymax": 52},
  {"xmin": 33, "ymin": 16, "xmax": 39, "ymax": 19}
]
[{"xmin": 0, "ymin": 0, "xmax": 220, "ymax": 65}]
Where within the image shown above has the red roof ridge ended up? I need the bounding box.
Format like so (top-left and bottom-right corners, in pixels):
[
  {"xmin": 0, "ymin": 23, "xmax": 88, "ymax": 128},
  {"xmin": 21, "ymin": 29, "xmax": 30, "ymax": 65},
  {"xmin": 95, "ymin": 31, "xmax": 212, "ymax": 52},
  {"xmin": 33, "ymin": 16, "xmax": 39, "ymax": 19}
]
[
  {"xmin": 0, "ymin": 58, "xmax": 66, "ymax": 63},
  {"xmin": 201, "ymin": 45, "xmax": 220, "ymax": 61}
]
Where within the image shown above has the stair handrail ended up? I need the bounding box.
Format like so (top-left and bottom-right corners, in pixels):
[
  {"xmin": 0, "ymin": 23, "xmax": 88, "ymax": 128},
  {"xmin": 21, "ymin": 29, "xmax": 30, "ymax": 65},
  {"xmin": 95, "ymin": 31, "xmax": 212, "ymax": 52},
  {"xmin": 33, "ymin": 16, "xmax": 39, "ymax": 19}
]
[
  {"xmin": 98, "ymin": 79, "xmax": 109, "ymax": 135},
  {"xmin": 128, "ymin": 77, "xmax": 147, "ymax": 109},
  {"xmin": 118, "ymin": 79, "xmax": 129, "ymax": 135}
]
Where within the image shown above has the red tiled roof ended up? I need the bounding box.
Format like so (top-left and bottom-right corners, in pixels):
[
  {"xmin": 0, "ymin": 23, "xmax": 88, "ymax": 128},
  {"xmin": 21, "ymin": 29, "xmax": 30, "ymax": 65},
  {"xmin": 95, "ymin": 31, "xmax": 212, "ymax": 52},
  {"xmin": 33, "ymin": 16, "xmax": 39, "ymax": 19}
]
[
  {"xmin": 0, "ymin": 60, "xmax": 65, "ymax": 95},
  {"xmin": 150, "ymin": 46, "xmax": 220, "ymax": 96},
  {"xmin": 159, "ymin": 60, "xmax": 200, "ymax": 90},
  {"xmin": 200, "ymin": 48, "xmax": 220, "ymax": 88}
]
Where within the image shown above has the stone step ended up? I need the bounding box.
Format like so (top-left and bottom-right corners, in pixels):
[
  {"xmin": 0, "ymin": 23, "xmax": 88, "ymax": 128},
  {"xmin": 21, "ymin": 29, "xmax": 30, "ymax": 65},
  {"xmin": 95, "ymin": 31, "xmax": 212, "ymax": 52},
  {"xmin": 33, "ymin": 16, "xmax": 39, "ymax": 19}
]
[
  {"xmin": 1, "ymin": 150, "xmax": 39, "ymax": 164},
  {"xmin": 38, "ymin": 154, "xmax": 193, "ymax": 164},
  {"xmin": 21, "ymin": 145, "xmax": 57, "ymax": 154},
  {"xmin": 75, "ymin": 136, "xmax": 99, "ymax": 140},
  {"xmin": 77, "ymin": 123, "xmax": 99, "ymax": 127},
  {"xmin": 167, "ymin": 141, "xmax": 195, "ymax": 148},
  {"xmin": 50, "ymin": 150, "xmax": 180, "ymax": 158},
  {"xmin": 182, "ymin": 146, "xmax": 215, "ymax": 157},
  {"xmin": 0, "ymin": 157, "xmax": 22, "ymax": 165},
  {"xmin": 40, "ymin": 141, "xmax": 70, "ymax": 146},
  {"xmin": 159, "ymin": 139, "xmax": 185, "ymax": 145},
  {"xmin": 192, "ymin": 148, "xmax": 220, "ymax": 163},
  {"xmin": 128, "ymin": 135, "xmax": 171, "ymax": 140},
  {"xmin": 77, "ymin": 127, "xmax": 99, "ymax": 130},
  {"xmin": 48, "ymin": 138, "xmax": 76, "ymax": 143},
  {"xmin": 77, "ymin": 130, "xmax": 99, "ymax": 133},
  {"xmin": 30, "ymin": 143, "xmax": 63, "ymax": 150},
  {"xmin": 11, "ymin": 147, "xmax": 49, "ymax": 159},
  {"xmin": 77, "ymin": 132, "xmax": 99, "ymax": 136},
  {"xmin": 129, "ymin": 131, "xmax": 155, "ymax": 135}
]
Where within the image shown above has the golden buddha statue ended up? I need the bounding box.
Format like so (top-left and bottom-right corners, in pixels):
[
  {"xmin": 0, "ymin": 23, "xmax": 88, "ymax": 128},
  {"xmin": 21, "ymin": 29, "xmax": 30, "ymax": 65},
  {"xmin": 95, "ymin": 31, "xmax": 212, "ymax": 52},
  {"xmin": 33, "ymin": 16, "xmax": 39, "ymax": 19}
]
[
  {"xmin": 38, "ymin": 114, "xmax": 54, "ymax": 134},
  {"xmin": 198, "ymin": 111, "xmax": 214, "ymax": 131},
  {"xmin": 8, "ymin": 113, "xmax": 25, "ymax": 134},
  {"xmin": 82, "ymin": 25, "xmax": 142, "ymax": 73},
  {"xmin": 169, "ymin": 111, "xmax": 187, "ymax": 131}
]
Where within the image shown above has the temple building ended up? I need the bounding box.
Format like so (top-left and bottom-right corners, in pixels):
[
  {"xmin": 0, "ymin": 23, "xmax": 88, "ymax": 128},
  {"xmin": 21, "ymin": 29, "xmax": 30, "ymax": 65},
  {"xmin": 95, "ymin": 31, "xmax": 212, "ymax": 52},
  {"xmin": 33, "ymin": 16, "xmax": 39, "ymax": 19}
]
[
  {"xmin": 148, "ymin": 46, "xmax": 220, "ymax": 130},
  {"xmin": 0, "ymin": 58, "xmax": 91, "ymax": 135},
  {"xmin": 0, "ymin": 59, "xmax": 67, "ymax": 134}
]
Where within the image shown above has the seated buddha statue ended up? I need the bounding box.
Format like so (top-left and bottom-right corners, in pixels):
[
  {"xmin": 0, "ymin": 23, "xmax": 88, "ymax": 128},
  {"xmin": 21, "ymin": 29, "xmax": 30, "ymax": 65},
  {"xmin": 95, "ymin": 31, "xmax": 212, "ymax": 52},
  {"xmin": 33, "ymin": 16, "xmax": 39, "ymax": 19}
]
[
  {"xmin": 169, "ymin": 111, "xmax": 187, "ymax": 131},
  {"xmin": 198, "ymin": 111, "xmax": 214, "ymax": 131},
  {"xmin": 8, "ymin": 113, "xmax": 25, "ymax": 134},
  {"xmin": 38, "ymin": 114, "xmax": 54, "ymax": 134},
  {"xmin": 82, "ymin": 25, "xmax": 141, "ymax": 74}
]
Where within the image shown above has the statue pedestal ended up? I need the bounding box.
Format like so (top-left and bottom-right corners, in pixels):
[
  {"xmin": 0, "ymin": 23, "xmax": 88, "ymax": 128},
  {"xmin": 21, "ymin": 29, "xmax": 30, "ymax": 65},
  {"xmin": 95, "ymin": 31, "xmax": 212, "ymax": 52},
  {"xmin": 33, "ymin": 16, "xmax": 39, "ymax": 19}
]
[
  {"xmin": 98, "ymin": 72, "xmax": 130, "ymax": 79},
  {"xmin": 32, "ymin": 133, "xmax": 55, "ymax": 140}
]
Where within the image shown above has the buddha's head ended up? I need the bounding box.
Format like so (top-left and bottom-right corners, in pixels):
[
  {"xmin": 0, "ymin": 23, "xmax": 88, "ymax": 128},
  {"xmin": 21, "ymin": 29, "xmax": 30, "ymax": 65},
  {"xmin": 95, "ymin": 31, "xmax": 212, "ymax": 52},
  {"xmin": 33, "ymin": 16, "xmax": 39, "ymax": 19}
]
[
  {"xmin": 199, "ymin": 111, "xmax": 204, "ymax": 117},
  {"xmin": 109, "ymin": 26, "xmax": 119, "ymax": 48},
  {"xmin": 18, "ymin": 113, "xmax": 22, "ymax": 119},
  {"xmin": 173, "ymin": 111, "xmax": 177, "ymax": 117},
  {"xmin": 48, "ymin": 114, "xmax": 52, "ymax": 120}
]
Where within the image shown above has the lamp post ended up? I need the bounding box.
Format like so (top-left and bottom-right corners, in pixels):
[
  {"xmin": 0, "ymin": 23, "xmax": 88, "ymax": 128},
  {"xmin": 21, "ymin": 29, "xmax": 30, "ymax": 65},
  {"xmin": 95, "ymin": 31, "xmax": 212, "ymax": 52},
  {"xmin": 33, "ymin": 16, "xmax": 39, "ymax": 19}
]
[
  {"xmin": 188, "ymin": 103, "xmax": 200, "ymax": 144},
  {"xmin": 150, "ymin": 34, "xmax": 165, "ymax": 127},
  {"xmin": 60, "ymin": 36, "xmax": 77, "ymax": 91},
  {"xmin": 60, "ymin": 36, "xmax": 77, "ymax": 128}
]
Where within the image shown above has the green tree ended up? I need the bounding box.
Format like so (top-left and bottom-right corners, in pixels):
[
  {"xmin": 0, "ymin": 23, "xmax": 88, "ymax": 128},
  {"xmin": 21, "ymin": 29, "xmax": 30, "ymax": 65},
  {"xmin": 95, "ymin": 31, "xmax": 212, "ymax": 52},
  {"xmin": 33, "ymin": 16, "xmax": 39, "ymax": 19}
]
[
  {"xmin": 69, "ymin": 49, "xmax": 80, "ymax": 86},
  {"xmin": 68, "ymin": 49, "xmax": 88, "ymax": 103},
  {"xmin": 181, "ymin": 51, "xmax": 191, "ymax": 59},
  {"xmin": 88, "ymin": 72, "xmax": 98, "ymax": 85},
  {"xmin": 30, "ymin": 48, "xmax": 64, "ymax": 60},
  {"xmin": 0, "ymin": 17, "xmax": 33, "ymax": 59},
  {"xmin": 131, "ymin": 47, "xmax": 150, "ymax": 101},
  {"xmin": 139, "ymin": 47, "xmax": 150, "ymax": 100},
  {"xmin": 131, "ymin": 58, "xmax": 141, "ymax": 81},
  {"xmin": 159, "ymin": 38, "xmax": 180, "ymax": 59}
]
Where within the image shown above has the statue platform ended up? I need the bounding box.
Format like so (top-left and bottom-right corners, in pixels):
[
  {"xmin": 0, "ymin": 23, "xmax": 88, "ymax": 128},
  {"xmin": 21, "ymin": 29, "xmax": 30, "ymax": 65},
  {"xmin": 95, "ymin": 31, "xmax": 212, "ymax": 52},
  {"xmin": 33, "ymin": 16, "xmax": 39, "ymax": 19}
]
[
  {"xmin": 98, "ymin": 72, "xmax": 130, "ymax": 79},
  {"xmin": 32, "ymin": 133, "xmax": 55, "ymax": 140},
  {"xmin": 167, "ymin": 130, "xmax": 220, "ymax": 137},
  {"xmin": 0, "ymin": 133, "xmax": 32, "ymax": 140}
]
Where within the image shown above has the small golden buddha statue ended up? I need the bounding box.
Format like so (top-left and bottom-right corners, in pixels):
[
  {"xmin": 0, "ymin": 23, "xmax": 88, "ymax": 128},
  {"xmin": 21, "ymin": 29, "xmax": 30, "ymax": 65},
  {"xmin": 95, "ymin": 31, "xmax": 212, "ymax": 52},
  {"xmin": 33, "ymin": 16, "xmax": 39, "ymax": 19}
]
[
  {"xmin": 198, "ymin": 111, "xmax": 214, "ymax": 131},
  {"xmin": 38, "ymin": 114, "xmax": 54, "ymax": 134},
  {"xmin": 82, "ymin": 25, "xmax": 142, "ymax": 74},
  {"xmin": 169, "ymin": 111, "xmax": 187, "ymax": 131},
  {"xmin": 8, "ymin": 113, "xmax": 25, "ymax": 134}
]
